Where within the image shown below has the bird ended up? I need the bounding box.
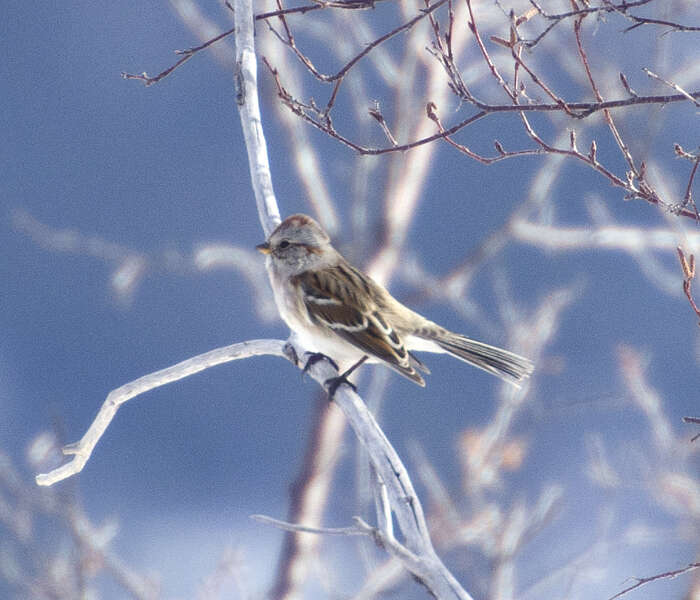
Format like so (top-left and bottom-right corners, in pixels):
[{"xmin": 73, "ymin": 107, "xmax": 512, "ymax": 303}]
[{"xmin": 257, "ymin": 214, "xmax": 533, "ymax": 388}]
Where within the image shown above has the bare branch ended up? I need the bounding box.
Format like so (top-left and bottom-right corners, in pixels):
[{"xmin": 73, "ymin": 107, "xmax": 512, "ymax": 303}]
[
  {"xmin": 607, "ymin": 562, "xmax": 700, "ymax": 600},
  {"xmin": 256, "ymin": 0, "xmax": 390, "ymax": 22},
  {"xmin": 122, "ymin": 1, "xmax": 393, "ymax": 85},
  {"xmin": 525, "ymin": 0, "xmax": 663, "ymax": 47},
  {"xmin": 368, "ymin": 103, "xmax": 398, "ymax": 146},
  {"xmin": 574, "ymin": 17, "xmax": 638, "ymax": 176},
  {"xmin": 251, "ymin": 514, "xmax": 367, "ymax": 536},
  {"xmin": 298, "ymin": 356, "xmax": 475, "ymax": 599},
  {"xmin": 683, "ymin": 416, "xmax": 700, "ymax": 442},
  {"xmin": 234, "ymin": 0, "xmax": 281, "ymax": 235},
  {"xmin": 643, "ymin": 67, "xmax": 700, "ymax": 108},
  {"xmin": 35, "ymin": 340, "xmax": 289, "ymax": 486},
  {"xmin": 621, "ymin": 14, "xmax": 700, "ymax": 34},
  {"xmin": 511, "ymin": 221, "xmax": 700, "ymax": 252},
  {"xmin": 677, "ymin": 247, "xmax": 700, "ymax": 325}
]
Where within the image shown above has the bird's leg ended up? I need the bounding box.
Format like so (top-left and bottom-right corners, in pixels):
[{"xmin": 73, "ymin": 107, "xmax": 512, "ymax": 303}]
[
  {"xmin": 283, "ymin": 342, "xmax": 300, "ymax": 367},
  {"xmin": 302, "ymin": 352, "xmax": 339, "ymax": 378},
  {"xmin": 324, "ymin": 355, "xmax": 369, "ymax": 398}
]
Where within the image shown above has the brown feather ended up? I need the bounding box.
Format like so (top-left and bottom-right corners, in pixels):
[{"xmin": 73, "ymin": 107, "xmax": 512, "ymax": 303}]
[{"xmin": 292, "ymin": 267, "xmax": 425, "ymax": 385}]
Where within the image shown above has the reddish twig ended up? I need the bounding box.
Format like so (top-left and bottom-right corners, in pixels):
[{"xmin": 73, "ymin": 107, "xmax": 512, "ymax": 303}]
[
  {"xmin": 677, "ymin": 247, "xmax": 700, "ymax": 326},
  {"xmin": 122, "ymin": 0, "xmax": 700, "ymax": 224},
  {"xmin": 256, "ymin": 0, "xmax": 387, "ymax": 21},
  {"xmin": 574, "ymin": 17, "xmax": 638, "ymax": 176},
  {"xmin": 426, "ymin": 102, "xmax": 544, "ymax": 163},
  {"xmin": 266, "ymin": 0, "xmax": 449, "ymax": 114},
  {"xmin": 263, "ymin": 54, "xmax": 490, "ymax": 153},
  {"xmin": 465, "ymin": 0, "xmax": 515, "ymax": 102},
  {"xmin": 459, "ymin": 1, "xmax": 695, "ymax": 220},
  {"xmin": 525, "ymin": 0, "xmax": 655, "ymax": 47},
  {"xmin": 619, "ymin": 11, "xmax": 700, "ymax": 33},
  {"xmin": 426, "ymin": 0, "xmax": 472, "ymax": 101},
  {"xmin": 122, "ymin": 53, "xmax": 197, "ymax": 87},
  {"xmin": 122, "ymin": 0, "xmax": 394, "ymax": 86},
  {"xmin": 524, "ymin": 1, "xmax": 699, "ymax": 46},
  {"xmin": 507, "ymin": 36, "xmax": 578, "ymax": 117}
]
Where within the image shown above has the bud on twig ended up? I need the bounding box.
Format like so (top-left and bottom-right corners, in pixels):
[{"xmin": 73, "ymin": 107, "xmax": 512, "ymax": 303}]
[
  {"xmin": 589, "ymin": 140, "xmax": 597, "ymax": 163},
  {"xmin": 426, "ymin": 101, "xmax": 439, "ymax": 124}
]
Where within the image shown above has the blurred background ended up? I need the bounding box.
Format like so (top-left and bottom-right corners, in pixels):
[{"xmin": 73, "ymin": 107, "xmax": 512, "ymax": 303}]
[{"xmin": 2, "ymin": 1, "xmax": 698, "ymax": 598}]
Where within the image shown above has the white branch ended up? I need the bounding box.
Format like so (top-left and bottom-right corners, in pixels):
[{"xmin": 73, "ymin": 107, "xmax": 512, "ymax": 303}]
[
  {"xmin": 511, "ymin": 219, "xmax": 700, "ymax": 252},
  {"xmin": 299, "ymin": 354, "xmax": 474, "ymax": 600},
  {"xmin": 35, "ymin": 339, "xmax": 288, "ymax": 487},
  {"xmin": 251, "ymin": 514, "xmax": 367, "ymax": 537},
  {"xmin": 35, "ymin": 333, "xmax": 474, "ymax": 597},
  {"xmin": 233, "ymin": 0, "xmax": 280, "ymax": 236},
  {"xmin": 230, "ymin": 2, "xmax": 473, "ymax": 595}
]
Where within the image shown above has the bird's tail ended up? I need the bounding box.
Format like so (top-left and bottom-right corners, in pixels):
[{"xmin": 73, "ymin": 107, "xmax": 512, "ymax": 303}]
[{"xmin": 427, "ymin": 330, "xmax": 534, "ymax": 386}]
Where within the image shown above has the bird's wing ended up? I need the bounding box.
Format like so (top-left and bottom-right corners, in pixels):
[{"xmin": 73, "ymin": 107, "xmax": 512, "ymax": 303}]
[{"xmin": 292, "ymin": 264, "xmax": 425, "ymax": 385}]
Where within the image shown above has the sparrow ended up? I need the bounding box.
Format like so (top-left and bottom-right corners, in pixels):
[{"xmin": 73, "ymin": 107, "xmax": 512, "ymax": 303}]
[{"xmin": 257, "ymin": 214, "xmax": 533, "ymax": 387}]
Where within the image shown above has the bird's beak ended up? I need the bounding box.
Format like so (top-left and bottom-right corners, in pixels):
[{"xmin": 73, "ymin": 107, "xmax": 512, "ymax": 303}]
[{"xmin": 256, "ymin": 242, "xmax": 271, "ymax": 255}]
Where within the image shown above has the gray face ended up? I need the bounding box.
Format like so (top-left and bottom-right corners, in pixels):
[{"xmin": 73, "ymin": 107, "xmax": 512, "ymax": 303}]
[{"xmin": 263, "ymin": 214, "xmax": 334, "ymax": 276}]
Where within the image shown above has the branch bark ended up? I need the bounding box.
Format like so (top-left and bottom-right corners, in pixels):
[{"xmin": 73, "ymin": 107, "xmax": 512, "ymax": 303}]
[
  {"xmin": 234, "ymin": 0, "xmax": 280, "ymax": 236},
  {"xmin": 36, "ymin": 3, "xmax": 477, "ymax": 597},
  {"xmin": 231, "ymin": 2, "xmax": 472, "ymax": 595},
  {"xmin": 35, "ymin": 339, "xmax": 288, "ymax": 487}
]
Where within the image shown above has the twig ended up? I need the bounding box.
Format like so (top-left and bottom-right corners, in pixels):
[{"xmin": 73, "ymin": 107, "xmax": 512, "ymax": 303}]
[
  {"xmin": 574, "ymin": 18, "xmax": 638, "ymax": 177},
  {"xmin": 525, "ymin": 0, "xmax": 656, "ymax": 47},
  {"xmin": 265, "ymin": 59, "xmax": 700, "ymax": 120},
  {"xmin": 251, "ymin": 514, "xmax": 367, "ymax": 536},
  {"xmin": 121, "ymin": 52, "xmax": 196, "ymax": 86},
  {"xmin": 264, "ymin": 55, "xmax": 491, "ymax": 152},
  {"xmin": 683, "ymin": 156, "xmax": 700, "ymax": 207},
  {"xmin": 426, "ymin": 102, "xmax": 544, "ymax": 163},
  {"xmin": 606, "ymin": 562, "xmax": 700, "ymax": 600},
  {"xmin": 677, "ymin": 247, "xmax": 700, "ymax": 326},
  {"xmin": 643, "ymin": 67, "xmax": 700, "ymax": 108},
  {"xmin": 267, "ymin": 0, "xmax": 449, "ymax": 115},
  {"xmin": 465, "ymin": 0, "xmax": 515, "ymax": 102},
  {"xmin": 368, "ymin": 103, "xmax": 398, "ymax": 146},
  {"xmin": 622, "ymin": 15, "xmax": 700, "ymax": 34},
  {"xmin": 256, "ymin": 0, "xmax": 388, "ymax": 21},
  {"xmin": 674, "ymin": 144, "xmax": 700, "ymax": 217},
  {"xmin": 682, "ymin": 416, "xmax": 700, "ymax": 442},
  {"xmin": 121, "ymin": 1, "xmax": 394, "ymax": 86}
]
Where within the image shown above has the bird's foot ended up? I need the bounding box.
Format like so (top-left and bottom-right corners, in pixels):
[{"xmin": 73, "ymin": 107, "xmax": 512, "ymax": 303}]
[
  {"xmin": 324, "ymin": 372, "xmax": 358, "ymax": 398},
  {"xmin": 323, "ymin": 356, "xmax": 369, "ymax": 400},
  {"xmin": 302, "ymin": 352, "xmax": 339, "ymax": 379},
  {"xmin": 283, "ymin": 342, "xmax": 300, "ymax": 367}
]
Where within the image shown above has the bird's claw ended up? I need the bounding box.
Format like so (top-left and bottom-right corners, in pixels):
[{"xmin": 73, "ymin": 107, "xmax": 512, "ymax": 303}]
[
  {"xmin": 283, "ymin": 342, "xmax": 300, "ymax": 367},
  {"xmin": 302, "ymin": 352, "xmax": 339, "ymax": 378},
  {"xmin": 324, "ymin": 373, "xmax": 357, "ymax": 398}
]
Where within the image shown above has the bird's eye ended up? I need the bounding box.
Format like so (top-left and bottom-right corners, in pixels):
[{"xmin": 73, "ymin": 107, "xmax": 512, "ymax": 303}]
[{"xmin": 279, "ymin": 240, "xmax": 290, "ymax": 249}]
